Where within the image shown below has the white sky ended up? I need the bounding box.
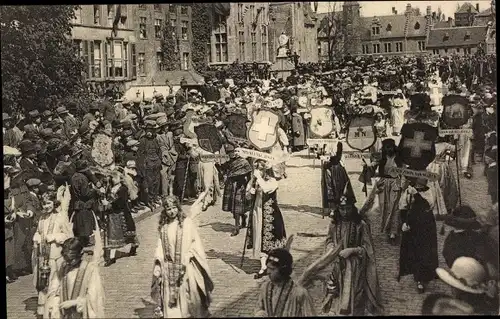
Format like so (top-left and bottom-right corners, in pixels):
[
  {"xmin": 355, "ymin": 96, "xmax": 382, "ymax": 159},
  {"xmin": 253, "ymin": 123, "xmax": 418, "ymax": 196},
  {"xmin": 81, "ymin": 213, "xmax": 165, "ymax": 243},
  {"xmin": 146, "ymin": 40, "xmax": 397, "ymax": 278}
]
[{"xmin": 315, "ymin": 1, "xmax": 492, "ymax": 19}]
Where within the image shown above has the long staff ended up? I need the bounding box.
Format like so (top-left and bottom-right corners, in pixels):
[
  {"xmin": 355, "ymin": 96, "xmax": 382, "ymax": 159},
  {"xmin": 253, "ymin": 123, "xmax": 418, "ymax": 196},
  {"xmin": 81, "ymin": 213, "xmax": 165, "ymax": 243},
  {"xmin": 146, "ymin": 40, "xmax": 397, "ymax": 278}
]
[
  {"xmin": 180, "ymin": 157, "xmax": 191, "ymax": 204},
  {"xmin": 454, "ymin": 138, "xmax": 462, "ymax": 206}
]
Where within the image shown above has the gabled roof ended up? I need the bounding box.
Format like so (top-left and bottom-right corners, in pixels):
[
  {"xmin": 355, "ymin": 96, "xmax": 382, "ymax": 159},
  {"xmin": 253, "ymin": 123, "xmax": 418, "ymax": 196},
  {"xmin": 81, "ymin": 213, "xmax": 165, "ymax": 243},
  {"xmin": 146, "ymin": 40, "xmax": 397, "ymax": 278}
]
[
  {"xmin": 477, "ymin": 7, "xmax": 492, "ymax": 17},
  {"xmin": 316, "ymin": 12, "xmax": 342, "ymax": 37},
  {"xmin": 427, "ymin": 25, "xmax": 488, "ymax": 48},
  {"xmin": 433, "ymin": 20, "xmax": 454, "ymax": 29},
  {"xmin": 456, "ymin": 2, "xmax": 479, "ymax": 14},
  {"xmin": 360, "ymin": 14, "xmax": 428, "ymax": 39},
  {"xmin": 303, "ymin": 4, "xmax": 317, "ymax": 26}
]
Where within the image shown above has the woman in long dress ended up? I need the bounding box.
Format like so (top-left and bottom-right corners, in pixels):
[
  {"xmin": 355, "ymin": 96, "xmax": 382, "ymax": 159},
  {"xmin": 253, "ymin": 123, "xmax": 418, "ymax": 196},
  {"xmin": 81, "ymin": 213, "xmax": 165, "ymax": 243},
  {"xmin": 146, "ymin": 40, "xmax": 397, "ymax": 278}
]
[{"xmin": 246, "ymin": 159, "xmax": 287, "ymax": 280}]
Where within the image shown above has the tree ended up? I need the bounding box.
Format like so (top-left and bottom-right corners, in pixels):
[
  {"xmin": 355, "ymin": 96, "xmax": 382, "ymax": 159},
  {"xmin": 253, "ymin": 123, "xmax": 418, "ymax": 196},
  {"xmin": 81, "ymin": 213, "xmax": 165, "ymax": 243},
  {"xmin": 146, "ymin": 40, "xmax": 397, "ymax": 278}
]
[
  {"xmin": 161, "ymin": 22, "xmax": 178, "ymax": 71},
  {"xmin": 1, "ymin": 5, "xmax": 85, "ymax": 115},
  {"xmin": 318, "ymin": 2, "xmax": 345, "ymax": 61}
]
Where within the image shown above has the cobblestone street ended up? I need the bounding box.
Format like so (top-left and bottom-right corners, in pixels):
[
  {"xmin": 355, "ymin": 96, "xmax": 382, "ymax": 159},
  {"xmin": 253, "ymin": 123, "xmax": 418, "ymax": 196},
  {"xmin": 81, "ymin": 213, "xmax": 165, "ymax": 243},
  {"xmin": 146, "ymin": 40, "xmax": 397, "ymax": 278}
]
[{"xmin": 6, "ymin": 155, "xmax": 493, "ymax": 318}]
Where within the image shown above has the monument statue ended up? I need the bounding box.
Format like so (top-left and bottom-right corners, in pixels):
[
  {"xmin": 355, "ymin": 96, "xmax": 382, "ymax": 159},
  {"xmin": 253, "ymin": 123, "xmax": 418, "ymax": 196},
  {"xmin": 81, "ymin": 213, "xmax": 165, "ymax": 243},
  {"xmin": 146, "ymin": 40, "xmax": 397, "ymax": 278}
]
[{"xmin": 277, "ymin": 32, "xmax": 289, "ymax": 57}]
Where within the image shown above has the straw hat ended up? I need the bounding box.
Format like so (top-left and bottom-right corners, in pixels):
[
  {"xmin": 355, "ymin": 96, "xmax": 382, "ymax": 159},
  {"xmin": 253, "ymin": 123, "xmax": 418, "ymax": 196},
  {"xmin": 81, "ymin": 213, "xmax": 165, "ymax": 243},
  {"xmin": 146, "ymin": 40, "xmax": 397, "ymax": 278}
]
[{"xmin": 436, "ymin": 257, "xmax": 489, "ymax": 294}]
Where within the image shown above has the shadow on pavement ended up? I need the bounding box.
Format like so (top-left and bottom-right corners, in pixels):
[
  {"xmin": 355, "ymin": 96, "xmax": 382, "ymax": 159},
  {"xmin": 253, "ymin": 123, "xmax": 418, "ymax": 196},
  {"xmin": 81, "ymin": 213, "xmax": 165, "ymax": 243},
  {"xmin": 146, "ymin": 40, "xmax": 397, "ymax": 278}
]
[
  {"xmin": 280, "ymin": 204, "xmax": 325, "ymax": 217},
  {"xmin": 23, "ymin": 296, "xmax": 38, "ymax": 315},
  {"xmin": 134, "ymin": 298, "xmax": 157, "ymax": 318},
  {"xmin": 201, "ymin": 222, "xmax": 235, "ymax": 234},
  {"xmin": 206, "ymin": 249, "xmax": 261, "ymax": 275}
]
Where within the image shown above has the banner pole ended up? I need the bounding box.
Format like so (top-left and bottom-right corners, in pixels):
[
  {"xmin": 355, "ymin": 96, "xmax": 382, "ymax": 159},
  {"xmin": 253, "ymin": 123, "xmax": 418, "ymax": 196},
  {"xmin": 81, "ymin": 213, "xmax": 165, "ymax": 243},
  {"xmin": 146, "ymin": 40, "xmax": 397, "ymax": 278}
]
[{"xmin": 454, "ymin": 138, "xmax": 462, "ymax": 206}]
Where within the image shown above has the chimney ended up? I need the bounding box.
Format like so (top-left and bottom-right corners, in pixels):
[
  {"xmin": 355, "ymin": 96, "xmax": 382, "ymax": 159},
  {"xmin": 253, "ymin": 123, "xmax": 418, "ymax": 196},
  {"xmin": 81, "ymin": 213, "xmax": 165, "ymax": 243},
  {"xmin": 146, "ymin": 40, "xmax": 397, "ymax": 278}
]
[
  {"xmin": 476, "ymin": 3, "xmax": 479, "ymax": 12},
  {"xmin": 448, "ymin": 17, "xmax": 453, "ymax": 27},
  {"xmin": 392, "ymin": 6, "xmax": 396, "ymax": 14},
  {"xmin": 426, "ymin": 6, "xmax": 432, "ymax": 16}
]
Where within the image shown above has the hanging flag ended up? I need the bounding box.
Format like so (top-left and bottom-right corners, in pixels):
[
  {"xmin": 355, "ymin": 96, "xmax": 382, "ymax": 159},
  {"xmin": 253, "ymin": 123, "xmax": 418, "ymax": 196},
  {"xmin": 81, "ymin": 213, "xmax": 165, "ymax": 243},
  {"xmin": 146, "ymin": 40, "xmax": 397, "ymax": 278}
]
[{"xmin": 112, "ymin": 5, "xmax": 122, "ymax": 37}]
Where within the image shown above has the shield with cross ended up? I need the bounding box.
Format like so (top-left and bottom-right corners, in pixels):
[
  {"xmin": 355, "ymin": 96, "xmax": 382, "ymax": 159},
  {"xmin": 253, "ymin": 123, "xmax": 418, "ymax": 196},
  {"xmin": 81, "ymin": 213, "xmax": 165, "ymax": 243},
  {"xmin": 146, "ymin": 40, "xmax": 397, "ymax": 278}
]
[
  {"xmin": 309, "ymin": 106, "xmax": 334, "ymax": 138},
  {"xmin": 346, "ymin": 115, "xmax": 377, "ymax": 152},
  {"xmin": 398, "ymin": 122, "xmax": 438, "ymax": 170},
  {"xmin": 247, "ymin": 108, "xmax": 280, "ymax": 151}
]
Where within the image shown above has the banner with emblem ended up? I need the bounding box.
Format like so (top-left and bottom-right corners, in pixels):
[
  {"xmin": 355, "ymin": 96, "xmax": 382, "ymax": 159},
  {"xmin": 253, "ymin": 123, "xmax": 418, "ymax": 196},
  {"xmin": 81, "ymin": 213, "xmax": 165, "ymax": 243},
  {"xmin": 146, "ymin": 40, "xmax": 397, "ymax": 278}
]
[
  {"xmin": 398, "ymin": 122, "xmax": 438, "ymax": 170},
  {"xmin": 308, "ymin": 106, "xmax": 335, "ymax": 138},
  {"xmin": 346, "ymin": 115, "xmax": 377, "ymax": 152},
  {"xmin": 226, "ymin": 113, "xmax": 248, "ymax": 139},
  {"xmin": 194, "ymin": 124, "xmax": 223, "ymax": 153},
  {"xmin": 441, "ymin": 94, "xmax": 472, "ymax": 128},
  {"xmin": 247, "ymin": 108, "xmax": 280, "ymax": 151}
]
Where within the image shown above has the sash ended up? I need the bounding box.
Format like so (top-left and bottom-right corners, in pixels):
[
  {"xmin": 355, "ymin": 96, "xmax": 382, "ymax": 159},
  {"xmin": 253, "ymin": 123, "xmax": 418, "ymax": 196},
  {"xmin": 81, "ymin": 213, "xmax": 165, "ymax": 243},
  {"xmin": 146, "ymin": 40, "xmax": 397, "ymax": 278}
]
[
  {"xmin": 61, "ymin": 261, "xmax": 90, "ymax": 319},
  {"xmin": 265, "ymin": 279, "xmax": 294, "ymax": 317},
  {"xmin": 160, "ymin": 223, "xmax": 184, "ymax": 307}
]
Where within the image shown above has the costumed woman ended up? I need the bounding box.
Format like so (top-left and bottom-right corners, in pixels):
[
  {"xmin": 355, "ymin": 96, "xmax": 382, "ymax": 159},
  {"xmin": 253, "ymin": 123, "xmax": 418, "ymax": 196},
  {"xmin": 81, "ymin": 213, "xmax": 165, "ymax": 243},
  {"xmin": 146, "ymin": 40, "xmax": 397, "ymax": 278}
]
[
  {"xmin": 246, "ymin": 159, "xmax": 287, "ymax": 280},
  {"xmin": 398, "ymin": 177, "xmax": 439, "ymax": 294},
  {"xmin": 359, "ymin": 139, "xmax": 406, "ymax": 244},
  {"xmin": 151, "ymin": 194, "xmax": 214, "ymax": 318},
  {"xmin": 32, "ymin": 186, "xmax": 73, "ymax": 319},
  {"xmin": 298, "ymin": 200, "xmax": 383, "ymax": 316}
]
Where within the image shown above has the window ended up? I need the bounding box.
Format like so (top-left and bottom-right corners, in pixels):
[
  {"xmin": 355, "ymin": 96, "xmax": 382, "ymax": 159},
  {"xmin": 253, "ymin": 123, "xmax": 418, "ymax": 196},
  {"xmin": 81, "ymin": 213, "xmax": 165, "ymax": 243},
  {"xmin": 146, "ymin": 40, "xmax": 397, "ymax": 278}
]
[
  {"xmin": 214, "ymin": 15, "xmax": 228, "ymax": 62},
  {"xmin": 139, "ymin": 4, "xmax": 146, "ymax": 10},
  {"xmin": 372, "ymin": 26, "xmax": 380, "ymax": 35},
  {"xmin": 182, "ymin": 52, "xmax": 189, "ymax": 70},
  {"xmin": 82, "ymin": 41, "xmax": 89, "ymax": 78},
  {"xmin": 107, "ymin": 5, "xmax": 115, "ymax": 27},
  {"xmin": 113, "ymin": 41, "xmax": 124, "ymax": 77},
  {"xmin": 105, "ymin": 42, "xmax": 113, "ymax": 77},
  {"xmin": 93, "ymin": 5, "xmax": 100, "ymax": 25},
  {"xmin": 491, "ymin": 31, "xmax": 496, "ymax": 39},
  {"xmin": 123, "ymin": 43, "xmax": 128, "ymax": 78},
  {"xmin": 444, "ymin": 48, "xmax": 448, "ymax": 53},
  {"xmin": 181, "ymin": 6, "xmax": 188, "ymax": 15},
  {"xmin": 414, "ymin": 22, "xmax": 420, "ymax": 30},
  {"xmin": 362, "ymin": 44, "xmax": 369, "ymax": 54},
  {"xmin": 155, "ymin": 19, "xmax": 162, "ymax": 39},
  {"xmin": 395, "ymin": 42, "xmax": 403, "ymax": 52},
  {"xmin": 372, "ymin": 43, "xmax": 380, "ymax": 53},
  {"xmin": 181, "ymin": 20, "xmax": 188, "ymax": 40},
  {"xmin": 433, "ymin": 49, "xmax": 439, "ymax": 55},
  {"xmin": 443, "ymin": 32, "xmax": 450, "ymax": 41},
  {"xmin": 154, "ymin": 4, "xmax": 161, "ymax": 11},
  {"xmin": 250, "ymin": 5, "xmax": 255, "ymax": 22},
  {"xmin": 169, "ymin": 5, "xmax": 176, "ymax": 14},
  {"xmin": 384, "ymin": 43, "xmax": 392, "ymax": 53},
  {"xmin": 262, "ymin": 25, "xmax": 268, "ymax": 61},
  {"xmin": 238, "ymin": 3, "xmax": 244, "ymax": 23},
  {"xmin": 464, "ymin": 31, "xmax": 471, "ymax": 40},
  {"xmin": 90, "ymin": 41, "xmax": 102, "ymax": 78},
  {"xmin": 156, "ymin": 52, "xmax": 163, "ymax": 70},
  {"xmin": 131, "ymin": 44, "xmax": 137, "ymax": 77},
  {"xmin": 239, "ymin": 31, "xmax": 245, "ymax": 61},
  {"xmin": 170, "ymin": 19, "xmax": 177, "ymax": 38},
  {"xmin": 138, "ymin": 53, "xmax": 145, "ymax": 75},
  {"xmin": 386, "ymin": 23, "xmax": 392, "ymax": 32},
  {"xmin": 140, "ymin": 17, "xmax": 147, "ymax": 39},
  {"xmin": 72, "ymin": 7, "xmax": 82, "ymax": 24},
  {"xmin": 465, "ymin": 47, "xmax": 471, "ymax": 54},
  {"xmin": 418, "ymin": 41, "xmax": 425, "ymax": 51},
  {"xmin": 251, "ymin": 31, "xmax": 257, "ymax": 61},
  {"xmin": 456, "ymin": 48, "xmax": 461, "ymax": 53}
]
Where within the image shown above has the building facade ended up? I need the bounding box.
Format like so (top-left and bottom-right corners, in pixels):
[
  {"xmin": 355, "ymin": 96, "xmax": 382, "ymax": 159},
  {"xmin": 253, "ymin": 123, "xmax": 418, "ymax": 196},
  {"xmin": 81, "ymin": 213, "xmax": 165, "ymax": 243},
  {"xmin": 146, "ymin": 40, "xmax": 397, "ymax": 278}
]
[
  {"xmin": 427, "ymin": 25, "xmax": 490, "ymax": 56},
  {"xmin": 454, "ymin": 2, "xmax": 480, "ymax": 27},
  {"xmin": 207, "ymin": 3, "xmax": 270, "ymax": 65},
  {"xmin": 268, "ymin": 2, "xmax": 318, "ymax": 63},
  {"xmin": 70, "ymin": 5, "xmax": 137, "ymax": 92},
  {"xmin": 345, "ymin": 3, "xmax": 436, "ymax": 57}
]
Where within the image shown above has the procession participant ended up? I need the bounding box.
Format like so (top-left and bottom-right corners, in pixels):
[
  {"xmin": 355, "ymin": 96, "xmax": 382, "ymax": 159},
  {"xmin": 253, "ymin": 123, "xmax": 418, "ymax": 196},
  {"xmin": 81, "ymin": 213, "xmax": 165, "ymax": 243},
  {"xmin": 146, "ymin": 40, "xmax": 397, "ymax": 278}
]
[
  {"xmin": 483, "ymin": 132, "xmax": 497, "ymax": 204},
  {"xmin": 398, "ymin": 178, "xmax": 439, "ymax": 294},
  {"xmin": 457, "ymin": 113, "xmax": 474, "ymax": 180},
  {"xmin": 246, "ymin": 159, "xmax": 287, "ymax": 280},
  {"xmin": 47, "ymin": 237, "xmax": 105, "ymax": 319},
  {"xmin": 3, "ymin": 113, "xmax": 24, "ymax": 148},
  {"xmin": 299, "ymin": 202, "xmax": 383, "ymax": 316},
  {"xmin": 222, "ymin": 144, "xmax": 252, "ymax": 236},
  {"xmin": 24, "ymin": 109, "xmax": 42, "ymax": 134},
  {"xmin": 319, "ymin": 142, "xmax": 356, "ymax": 218},
  {"xmin": 151, "ymin": 195, "xmax": 214, "ymax": 318},
  {"xmin": 190, "ymin": 141, "xmax": 220, "ymax": 211},
  {"xmin": 32, "ymin": 189, "xmax": 73, "ymax": 319},
  {"xmin": 57, "ymin": 106, "xmax": 80, "ymax": 140},
  {"xmin": 19, "ymin": 141, "xmax": 44, "ymax": 181},
  {"xmin": 359, "ymin": 139, "xmax": 405, "ymax": 243},
  {"xmin": 390, "ymin": 89, "xmax": 409, "ymax": 136},
  {"xmin": 173, "ymin": 131, "xmax": 198, "ymax": 201},
  {"xmin": 137, "ymin": 120, "xmax": 163, "ymax": 209},
  {"xmin": 156, "ymin": 117, "xmax": 178, "ymax": 197},
  {"xmin": 5, "ymin": 166, "xmax": 19, "ymax": 283},
  {"xmin": 427, "ymin": 141, "xmax": 459, "ymax": 217},
  {"xmin": 255, "ymin": 248, "xmax": 315, "ymax": 317},
  {"xmin": 69, "ymin": 160, "xmax": 96, "ymax": 247}
]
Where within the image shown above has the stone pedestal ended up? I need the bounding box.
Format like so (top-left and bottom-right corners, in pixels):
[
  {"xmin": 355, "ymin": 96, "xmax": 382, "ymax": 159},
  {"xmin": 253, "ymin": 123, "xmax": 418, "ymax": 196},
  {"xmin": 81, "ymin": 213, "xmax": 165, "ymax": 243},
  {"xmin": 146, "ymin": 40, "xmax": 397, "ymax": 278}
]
[{"xmin": 271, "ymin": 55, "xmax": 295, "ymax": 80}]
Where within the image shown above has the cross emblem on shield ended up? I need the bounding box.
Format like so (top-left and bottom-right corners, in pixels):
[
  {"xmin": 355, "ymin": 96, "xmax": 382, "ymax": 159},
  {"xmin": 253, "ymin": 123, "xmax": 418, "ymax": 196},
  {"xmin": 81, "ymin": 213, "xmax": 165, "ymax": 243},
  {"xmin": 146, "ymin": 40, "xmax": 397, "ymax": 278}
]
[
  {"xmin": 398, "ymin": 122, "xmax": 438, "ymax": 170},
  {"xmin": 247, "ymin": 109, "xmax": 279, "ymax": 151}
]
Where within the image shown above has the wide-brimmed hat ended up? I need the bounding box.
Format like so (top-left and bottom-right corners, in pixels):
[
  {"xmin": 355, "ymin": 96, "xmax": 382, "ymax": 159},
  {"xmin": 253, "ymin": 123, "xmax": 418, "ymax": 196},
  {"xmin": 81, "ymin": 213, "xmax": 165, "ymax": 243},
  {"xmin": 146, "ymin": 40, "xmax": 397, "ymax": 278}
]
[
  {"xmin": 165, "ymin": 107, "xmax": 175, "ymax": 117},
  {"xmin": 436, "ymin": 257, "xmax": 489, "ymax": 295},
  {"xmin": 156, "ymin": 116, "xmax": 168, "ymax": 127},
  {"xmin": 26, "ymin": 178, "xmax": 41, "ymax": 188},
  {"xmin": 56, "ymin": 106, "xmax": 69, "ymax": 115},
  {"xmin": 5, "ymin": 165, "xmax": 21, "ymax": 175},
  {"xmin": 444, "ymin": 205, "xmax": 481, "ymax": 230},
  {"xmin": 126, "ymin": 160, "xmax": 136, "ymax": 169},
  {"xmin": 75, "ymin": 159, "xmax": 90, "ymax": 172},
  {"xmin": 144, "ymin": 120, "xmax": 159, "ymax": 129},
  {"xmin": 381, "ymin": 138, "xmax": 396, "ymax": 148},
  {"xmin": 127, "ymin": 139, "xmax": 139, "ymax": 147}
]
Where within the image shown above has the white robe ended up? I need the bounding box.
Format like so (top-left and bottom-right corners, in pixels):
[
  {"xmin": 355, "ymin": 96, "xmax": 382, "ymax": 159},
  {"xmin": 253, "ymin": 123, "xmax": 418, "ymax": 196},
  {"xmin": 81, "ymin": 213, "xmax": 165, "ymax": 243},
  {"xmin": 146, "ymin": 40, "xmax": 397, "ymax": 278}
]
[
  {"xmin": 153, "ymin": 217, "xmax": 213, "ymax": 318},
  {"xmin": 390, "ymin": 97, "xmax": 408, "ymax": 134}
]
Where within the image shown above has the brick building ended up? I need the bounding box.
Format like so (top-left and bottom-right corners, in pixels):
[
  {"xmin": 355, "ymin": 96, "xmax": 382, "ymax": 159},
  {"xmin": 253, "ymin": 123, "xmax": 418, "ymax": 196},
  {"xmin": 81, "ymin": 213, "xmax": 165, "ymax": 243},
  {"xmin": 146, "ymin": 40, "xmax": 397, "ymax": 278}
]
[
  {"xmin": 454, "ymin": 2, "xmax": 480, "ymax": 27},
  {"xmin": 268, "ymin": 2, "xmax": 318, "ymax": 63},
  {"xmin": 344, "ymin": 2, "xmax": 436, "ymax": 57},
  {"xmin": 427, "ymin": 25, "xmax": 491, "ymax": 56},
  {"xmin": 70, "ymin": 5, "xmax": 138, "ymax": 92},
  {"xmin": 207, "ymin": 3, "xmax": 270, "ymax": 65}
]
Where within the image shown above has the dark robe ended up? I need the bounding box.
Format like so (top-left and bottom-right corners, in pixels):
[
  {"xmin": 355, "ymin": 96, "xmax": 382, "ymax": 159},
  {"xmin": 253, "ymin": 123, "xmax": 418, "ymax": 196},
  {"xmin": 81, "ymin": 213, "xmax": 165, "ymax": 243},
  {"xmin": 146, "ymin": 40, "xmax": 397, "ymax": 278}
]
[
  {"xmin": 106, "ymin": 184, "xmax": 131, "ymax": 249},
  {"xmin": 222, "ymin": 157, "xmax": 252, "ymax": 217},
  {"xmin": 70, "ymin": 172, "xmax": 96, "ymax": 242},
  {"xmin": 291, "ymin": 113, "xmax": 306, "ymax": 150},
  {"xmin": 321, "ymin": 160, "xmax": 356, "ymax": 216},
  {"xmin": 173, "ymin": 141, "xmax": 197, "ymax": 199},
  {"xmin": 137, "ymin": 136, "xmax": 162, "ymax": 202},
  {"xmin": 398, "ymin": 190, "xmax": 439, "ymax": 283}
]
